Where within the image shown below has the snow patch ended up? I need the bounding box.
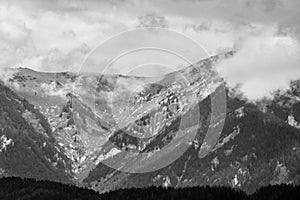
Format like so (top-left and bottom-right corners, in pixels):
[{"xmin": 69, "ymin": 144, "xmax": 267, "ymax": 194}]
[
  {"xmin": 40, "ymin": 81, "xmax": 73, "ymax": 99},
  {"xmin": 287, "ymin": 115, "xmax": 300, "ymax": 129},
  {"xmin": 162, "ymin": 176, "xmax": 171, "ymax": 188},
  {"xmin": 211, "ymin": 157, "xmax": 219, "ymax": 172},
  {"xmin": 232, "ymin": 175, "xmax": 239, "ymax": 187},
  {"xmin": 235, "ymin": 107, "xmax": 245, "ymax": 118},
  {"xmin": 153, "ymin": 174, "xmax": 162, "ymax": 182},
  {"xmin": 0, "ymin": 168, "xmax": 5, "ymax": 175},
  {"xmin": 212, "ymin": 125, "xmax": 240, "ymax": 151},
  {"xmin": 0, "ymin": 135, "xmax": 14, "ymax": 152},
  {"xmin": 95, "ymin": 148, "xmax": 122, "ymax": 165}
]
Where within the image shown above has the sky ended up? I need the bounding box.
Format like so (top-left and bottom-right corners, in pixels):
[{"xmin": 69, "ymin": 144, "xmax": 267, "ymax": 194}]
[{"xmin": 0, "ymin": 0, "xmax": 300, "ymax": 100}]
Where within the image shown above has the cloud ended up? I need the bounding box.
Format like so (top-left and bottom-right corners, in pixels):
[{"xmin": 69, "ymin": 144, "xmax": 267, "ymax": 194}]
[
  {"xmin": 155, "ymin": 0, "xmax": 300, "ymax": 29},
  {"xmin": 19, "ymin": 44, "xmax": 91, "ymax": 72},
  {"xmin": 217, "ymin": 26, "xmax": 300, "ymax": 100},
  {"xmin": 1, "ymin": 0, "xmax": 300, "ymax": 100},
  {"xmin": 0, "ymin": 4, "xmax": 32, "ymax": 69},
  {"xmin": 137, "ymin": 13, "xmax": 168, "ymax": 28},
  {"xmin": 40, "ymin": 80, "xmax": 75, "ymax": 99},
  {"xmin": 0, "ymin": 0, "xmax": 133, "ymax": 72}
]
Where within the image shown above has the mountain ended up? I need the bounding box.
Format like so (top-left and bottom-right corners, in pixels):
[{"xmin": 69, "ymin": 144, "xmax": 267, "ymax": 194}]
[
  {"xmin": 0, "ymin": 81, "xmax": 71, "ymax": 183},
  {"xmin": 83, "ymin": 83, "xmax": 300, "ymax": 194},
  {"xmin": 1, "ymin": 51, "xmax": 300, "ymax": 194}
]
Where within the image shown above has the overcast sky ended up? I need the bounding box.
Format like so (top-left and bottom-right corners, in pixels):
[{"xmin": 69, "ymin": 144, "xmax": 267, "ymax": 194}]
[{"xmin": 0, "ymin": 0, "xmax": 300, "ymax": 99}]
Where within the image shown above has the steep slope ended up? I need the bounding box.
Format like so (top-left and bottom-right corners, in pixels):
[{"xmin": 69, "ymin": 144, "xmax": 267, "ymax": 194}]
[
  {"xmin": 2, "ymin": 51, "xmax": 300, "ymax": 194},
  {"xmin": 1, "ymin": 52, "xmax": 230, "ymax": 182},
  {"xmin": 80, "ymin": 59, "xmax": 300, "ymax": 193},
  {"xmin": 256, "ymin": 80, "xmax": 300, "ymax": 129},
  {"xmin": 0, "ymin": 82, "xmax": 72, "ymax": 183},
  {"xmin": 83, "ymin": 90, "xmax": 300, "ymax": 194}
]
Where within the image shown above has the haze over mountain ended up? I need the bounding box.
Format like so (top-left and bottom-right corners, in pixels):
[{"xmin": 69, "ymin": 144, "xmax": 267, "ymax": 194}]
[
  {"xmin": 1, "ymin": 1, "xmax": 300, "ymax": 199},
  {"xmin": 2, "ymin": 0, "xmax": 300, "ymax": 101},
  {"xmin": 1, "ymin": 52, "xmax": 300, "ymax": 194}
]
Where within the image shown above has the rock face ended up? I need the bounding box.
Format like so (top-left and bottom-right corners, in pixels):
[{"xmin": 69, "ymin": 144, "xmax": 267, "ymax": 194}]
[
  {"xmin": 83, "ymin": 87, "xmax": 300, "ymax": 194},
  {"xmin": 1, "ymin": 51, "xmax": 300, "ymax": 194}
]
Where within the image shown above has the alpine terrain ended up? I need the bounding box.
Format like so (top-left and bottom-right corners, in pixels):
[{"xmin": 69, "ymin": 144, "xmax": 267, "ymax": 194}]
[{"xmin": 1, "ymin": 51, "xmax": 300, "ymax": 194}]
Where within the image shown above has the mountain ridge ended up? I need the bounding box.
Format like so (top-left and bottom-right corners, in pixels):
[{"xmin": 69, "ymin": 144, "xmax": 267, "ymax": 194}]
[{"xmin": 1, "ymin": 51, "xmax": 300, "ymax": 194}]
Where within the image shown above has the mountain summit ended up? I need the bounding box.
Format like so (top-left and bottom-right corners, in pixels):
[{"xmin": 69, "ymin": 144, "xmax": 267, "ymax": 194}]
[{"xmin": 1, "ymin": 52, "xmax": 300, "ymax": 193}]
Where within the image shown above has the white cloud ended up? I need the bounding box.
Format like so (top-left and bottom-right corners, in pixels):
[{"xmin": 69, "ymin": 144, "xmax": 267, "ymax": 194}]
[
  {"xmin": 19, "ymin": 44, "xmax": 90, "ymax": 72},
  {"xmin": 217, "ymin": 26, "xmax": 300, "ymax": 100},
  {"xmin": 1, "ymin": 0, "xmax": 300, "ymax": 100},
  {"xmin": 0, "ymin": 0, "xmax": 133, "ymax": 72}
]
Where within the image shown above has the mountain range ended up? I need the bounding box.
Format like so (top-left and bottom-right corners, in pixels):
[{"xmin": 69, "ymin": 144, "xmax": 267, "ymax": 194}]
[{"xmin": 0, "ymin": 51, "xmax": 299, "ymax": 194}]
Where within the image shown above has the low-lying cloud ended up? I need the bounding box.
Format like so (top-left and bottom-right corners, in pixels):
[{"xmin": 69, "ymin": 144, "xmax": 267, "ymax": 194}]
[
  {"xmin": 1, "ymin": 0, "xmax": 300, "ymax": 101},
  {"xmin": 217, "ymin": 26, "xmax": 300, "ymax": 100}
]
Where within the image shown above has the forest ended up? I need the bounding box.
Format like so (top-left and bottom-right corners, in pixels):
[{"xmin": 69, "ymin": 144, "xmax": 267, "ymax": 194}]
[{"xmin": 0, "ymin": 177, "xmax": 299, "ymax": 200}]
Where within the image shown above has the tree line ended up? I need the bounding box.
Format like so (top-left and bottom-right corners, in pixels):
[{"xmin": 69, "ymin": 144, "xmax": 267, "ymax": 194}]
[{"xmin": 0, "ymin": 177, "xmax": 299, "ymax": 200}]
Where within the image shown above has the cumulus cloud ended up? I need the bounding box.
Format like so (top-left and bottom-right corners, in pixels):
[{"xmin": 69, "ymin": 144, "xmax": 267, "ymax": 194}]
[
  {"xmin": 217, "ymin": 26, "xmax": 300, "ymax": 100},
  {"xmin": 19, "ymin": 44, "xmax": 91, "ymax": 72},
  {"xmin": 0, "ymin": 5, "xmax": 32, "ymax": 69},
  {"xmin": 0, "ymin": 0, "xmax": 132, "ymax": 73},
  {"xmin": 1, "ymin": 0, "xmax": 300, "ymax": 100},
  {"xmin": 40, "ymin": 81, "xmax": 75, "ymax": 99},
  {"xmin": 137, "ymin": 13, "xmax": 168, "ymax": 28}
]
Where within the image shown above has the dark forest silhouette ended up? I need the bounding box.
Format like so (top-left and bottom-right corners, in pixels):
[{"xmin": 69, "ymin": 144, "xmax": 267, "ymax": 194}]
[{"xmin": 0, "ymin": 177, "xmax": 299, "ymax": 200}]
